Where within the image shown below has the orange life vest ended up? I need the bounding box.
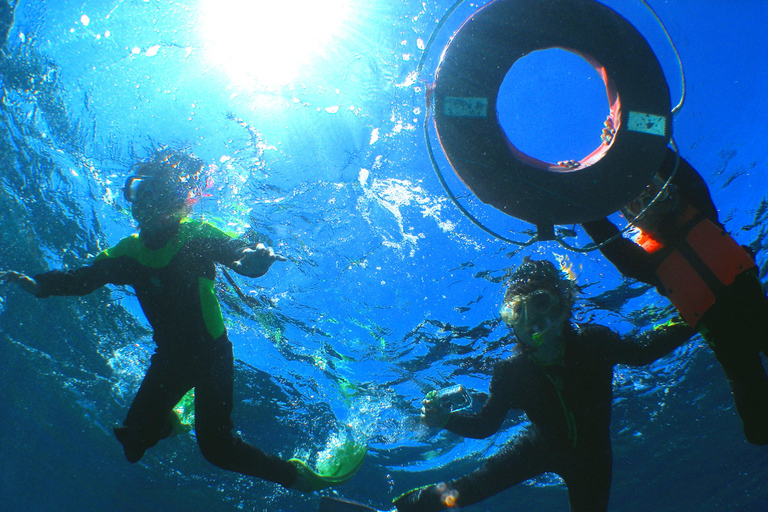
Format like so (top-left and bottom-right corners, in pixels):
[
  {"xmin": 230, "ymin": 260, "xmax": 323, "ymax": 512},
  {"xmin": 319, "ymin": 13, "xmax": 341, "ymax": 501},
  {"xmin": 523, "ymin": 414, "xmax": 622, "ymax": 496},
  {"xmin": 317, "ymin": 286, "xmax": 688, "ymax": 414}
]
[{"xmin": 637, "ymin": 205, "xmax": 756, "ymax": 328}]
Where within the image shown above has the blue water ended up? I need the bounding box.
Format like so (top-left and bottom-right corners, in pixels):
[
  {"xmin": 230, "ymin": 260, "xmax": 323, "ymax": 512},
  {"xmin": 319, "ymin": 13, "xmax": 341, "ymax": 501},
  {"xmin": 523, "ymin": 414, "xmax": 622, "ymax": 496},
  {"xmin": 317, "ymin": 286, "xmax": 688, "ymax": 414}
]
[{"xmin": 0, "ymin": 0, "xmax": 766, "ymax": 510}]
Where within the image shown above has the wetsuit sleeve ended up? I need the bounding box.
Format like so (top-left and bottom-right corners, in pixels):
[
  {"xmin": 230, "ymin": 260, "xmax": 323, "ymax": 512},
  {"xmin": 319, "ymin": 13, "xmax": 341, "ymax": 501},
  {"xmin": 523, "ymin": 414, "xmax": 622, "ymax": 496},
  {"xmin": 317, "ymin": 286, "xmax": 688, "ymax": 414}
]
[
  {"xmin": 665, "ymin": 152, "xmax": 721, "ymax": 226},
  {"xmin": 604, "ymin": 322, "xmax": 694, "ymax": 366},
  {"xmin": 34, "ymin": 256, "xmax": 127, "ymax": 298},
  {"xmin": 581, "ymin": 218, "xmax": 658, "ymax": 285},
  {"xmin": 581, "ymin": 148, "xmax": 719, "ymax": 286},
  {"xmin": 445, "ymin": 361, "xmax": 514, "ymax": 439},
  {"xmin": 193, "ymin": 221, "xmax": 251, "ymax": 268}
]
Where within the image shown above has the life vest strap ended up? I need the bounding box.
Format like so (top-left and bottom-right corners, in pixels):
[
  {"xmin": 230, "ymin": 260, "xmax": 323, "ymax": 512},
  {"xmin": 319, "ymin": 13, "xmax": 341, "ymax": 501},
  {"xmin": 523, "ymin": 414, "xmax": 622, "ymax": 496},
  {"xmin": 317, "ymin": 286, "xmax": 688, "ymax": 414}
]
[{"xmin": 644, "ymin": 209, "xmax": 756, "ymax": 327}]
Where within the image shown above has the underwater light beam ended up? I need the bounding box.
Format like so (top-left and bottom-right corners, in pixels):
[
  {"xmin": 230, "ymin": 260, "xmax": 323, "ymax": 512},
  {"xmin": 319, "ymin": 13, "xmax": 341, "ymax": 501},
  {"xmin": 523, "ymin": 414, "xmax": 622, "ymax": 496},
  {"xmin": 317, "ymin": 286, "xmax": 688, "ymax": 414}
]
[{"xmin": 199, "ymin": 0, "xmax": 351, "ymax": 88}]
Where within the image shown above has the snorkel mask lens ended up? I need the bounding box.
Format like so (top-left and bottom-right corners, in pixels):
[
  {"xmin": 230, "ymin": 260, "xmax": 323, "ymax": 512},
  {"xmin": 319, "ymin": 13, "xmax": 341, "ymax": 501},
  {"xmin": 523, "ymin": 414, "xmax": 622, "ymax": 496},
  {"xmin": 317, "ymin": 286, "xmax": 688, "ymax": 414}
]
[
  {"xmin": 501, "ymin": 290, "xmax": 558, "ymax": 327},
  {"xmin": 501, "ymin": 289, "xmax": 566, "ymax": 348},
  {"xmin": 124, "ymin": 174, "xmax": 188, "ymax": 208},
  {"xmin": 500, "ymin": 300, "xmax": 521, "ymax": 326},
  {"xmin": 124, "ymin": 175, "xmax": 151, "ymax": 203},
  {"xmin": 623, "ymin": 174, "xmax": 673, "ymax": 220},
  {"xmin": 624, "ymin": 194, "xmax": 651, "ymax": 219}
]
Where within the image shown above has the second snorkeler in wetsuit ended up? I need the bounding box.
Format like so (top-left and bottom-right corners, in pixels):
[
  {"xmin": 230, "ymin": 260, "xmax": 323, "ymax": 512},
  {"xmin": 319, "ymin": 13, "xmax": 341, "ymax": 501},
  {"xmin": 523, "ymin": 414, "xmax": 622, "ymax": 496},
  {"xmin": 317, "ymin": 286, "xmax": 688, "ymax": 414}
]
[
  {"xmin": 0, "ymin": 150, "xmax": 332, "ymax": 492},
  {"xmin": 394, "ymin": 258, "xmax": 694, "ymax": 512},
  {"xmin": 582, "ymin": 148, "xmax": 768, "ymax": 445}
]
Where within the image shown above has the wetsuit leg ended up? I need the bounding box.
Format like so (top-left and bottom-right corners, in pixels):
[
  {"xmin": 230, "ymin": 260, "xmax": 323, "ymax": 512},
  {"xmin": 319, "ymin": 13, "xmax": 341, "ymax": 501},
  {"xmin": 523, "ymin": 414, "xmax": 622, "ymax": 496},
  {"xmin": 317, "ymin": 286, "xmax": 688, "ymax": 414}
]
[
  {"xmin": 394, "ymin": 432, "xmax": 551, "ymax": 512},
  {"xmin": 708, "ymin": 338, "xmax": 768, "ymax": 445},
  {"xmin": 701, "ymin": 272, "xmax": 768, "ymax": 445},
  {"xmin": 193, "ymin": 336, "xmax": 297, "ymax": 487},
  {"xmin": 558, "ymin": 443, "xmax": 612, "ymax": 512},
  {"xmin": 116, "ymin": 350, "xmax": 192, "ymax": 463}
]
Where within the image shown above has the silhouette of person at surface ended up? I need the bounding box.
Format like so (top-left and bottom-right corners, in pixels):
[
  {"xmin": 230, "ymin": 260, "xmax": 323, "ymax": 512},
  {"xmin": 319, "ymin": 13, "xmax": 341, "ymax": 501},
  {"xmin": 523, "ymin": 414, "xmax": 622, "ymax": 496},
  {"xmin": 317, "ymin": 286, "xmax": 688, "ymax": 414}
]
[
  {"xmin": 582, "ymin": 147, "xmax": 768, "ymax": 445},
  {"xmin": 0, "ymin": 149, "xmax": 335, "ymax": 492},
  {"xmin": 393, "ymin": 258, "xmax": 694, "ymax": 512}
]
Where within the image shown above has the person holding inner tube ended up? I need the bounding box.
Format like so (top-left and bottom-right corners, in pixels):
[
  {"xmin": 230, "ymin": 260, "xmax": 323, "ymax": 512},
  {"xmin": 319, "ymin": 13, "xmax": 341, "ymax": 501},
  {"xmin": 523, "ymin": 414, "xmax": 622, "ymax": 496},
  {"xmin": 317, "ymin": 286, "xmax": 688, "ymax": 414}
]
[
  {"xmin": 0, "ymin": 149, "xmax": 340, "ymax": 492},
  {"xmin": 393, "ymin": 258, "xmax": 694, "ymax": 512},
  {"xmin": 581, "ymin": 147, "xmax": 768, "ymax": 446}
]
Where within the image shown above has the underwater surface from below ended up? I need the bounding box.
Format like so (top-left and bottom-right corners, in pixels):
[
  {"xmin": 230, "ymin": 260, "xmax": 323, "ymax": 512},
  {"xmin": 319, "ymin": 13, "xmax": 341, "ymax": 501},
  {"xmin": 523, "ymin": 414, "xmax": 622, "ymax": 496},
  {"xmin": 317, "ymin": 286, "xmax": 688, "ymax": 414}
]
[{"xmin": 0, "ymin": 0, "xmax": 767, "ymax": 510}]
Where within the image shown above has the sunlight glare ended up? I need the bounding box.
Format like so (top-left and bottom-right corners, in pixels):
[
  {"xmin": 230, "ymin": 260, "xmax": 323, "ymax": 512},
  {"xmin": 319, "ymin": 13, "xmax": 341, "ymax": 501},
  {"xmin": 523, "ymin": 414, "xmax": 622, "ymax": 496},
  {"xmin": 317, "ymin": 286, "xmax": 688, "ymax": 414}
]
[{"xmin": 199, "ymin": 0, "xmax": 351, "ymax": 88}]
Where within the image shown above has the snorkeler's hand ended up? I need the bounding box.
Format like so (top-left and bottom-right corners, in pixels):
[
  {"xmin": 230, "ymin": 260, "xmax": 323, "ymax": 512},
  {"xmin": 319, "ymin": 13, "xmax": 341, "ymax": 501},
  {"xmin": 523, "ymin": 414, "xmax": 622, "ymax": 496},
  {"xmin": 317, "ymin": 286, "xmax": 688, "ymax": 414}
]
[
  {"xmin": 601, "ymin": 114, "xmax": 616, "ymax": 145},
  {"xmin": 421, "ymin": 394, "xmax": 451, "ymax": 429},
  {"xmin": 230, "ymin": 244, "xmax": 287, "ymax": 278},
  {"xmin": 0, "ymin": 270, "xmax": 40, "ymax": 296}
]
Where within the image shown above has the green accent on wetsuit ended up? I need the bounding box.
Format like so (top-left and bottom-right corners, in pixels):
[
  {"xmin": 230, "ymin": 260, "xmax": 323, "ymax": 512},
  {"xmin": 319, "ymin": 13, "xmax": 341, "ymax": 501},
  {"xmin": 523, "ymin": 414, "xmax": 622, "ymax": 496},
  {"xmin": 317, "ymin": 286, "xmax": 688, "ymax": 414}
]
[
  {"xmin": 98, "ymin": 231, "xmax": 185, "ymax": 268},
  {"xmin": 97, "ymin": 218, "xmax": 234, "ymax": 268},
  {"xmin": 394, "ymin": 484, "xmax": 434, "ymax": 505},
  {"xmin": 529, "ymin": 355, "xmax": 578, "ymax": 448},
  {"xmin": 199, "ymin": 276, "xmax": 225, "ymax": 338},
  {"xmin": 95, "ymin": 218, "xmax": 236, "ymax": 338}
]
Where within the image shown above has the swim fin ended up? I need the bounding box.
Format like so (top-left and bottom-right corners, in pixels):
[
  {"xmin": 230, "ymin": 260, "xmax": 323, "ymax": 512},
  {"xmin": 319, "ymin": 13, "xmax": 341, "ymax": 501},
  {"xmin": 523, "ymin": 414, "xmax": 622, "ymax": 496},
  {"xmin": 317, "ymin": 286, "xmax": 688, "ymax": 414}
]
[
  {"xmin": 319, "ymin": 496, "xmax": 389, "ymax": 512},
  {"xmin": 290, "ymin": 445, "xmax": 367, "ymax": 492}
]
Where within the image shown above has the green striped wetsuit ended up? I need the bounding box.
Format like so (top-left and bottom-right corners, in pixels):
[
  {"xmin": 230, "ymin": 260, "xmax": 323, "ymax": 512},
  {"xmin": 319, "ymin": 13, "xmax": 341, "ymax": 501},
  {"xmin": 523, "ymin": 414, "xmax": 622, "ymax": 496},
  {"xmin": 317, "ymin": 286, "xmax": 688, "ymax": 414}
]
[{"xmin": 34, "ymin": 218, "xmax": 297, "ymax": 487}]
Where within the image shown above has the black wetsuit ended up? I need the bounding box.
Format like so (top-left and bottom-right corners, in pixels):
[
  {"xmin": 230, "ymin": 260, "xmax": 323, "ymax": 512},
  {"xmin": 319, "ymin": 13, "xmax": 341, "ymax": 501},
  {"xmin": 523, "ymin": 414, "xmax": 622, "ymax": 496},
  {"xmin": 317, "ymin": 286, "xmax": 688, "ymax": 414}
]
[
  {"xmin": 34, "ymin": 218, "xmax": 297, "ymax": 487},
  {"xmin": 582, "ymin": 149, "xmax": 768, "ymax": 445},
  {"xmin": 394, "ymin": 322, "xmax": 691, "ymax": 512}
]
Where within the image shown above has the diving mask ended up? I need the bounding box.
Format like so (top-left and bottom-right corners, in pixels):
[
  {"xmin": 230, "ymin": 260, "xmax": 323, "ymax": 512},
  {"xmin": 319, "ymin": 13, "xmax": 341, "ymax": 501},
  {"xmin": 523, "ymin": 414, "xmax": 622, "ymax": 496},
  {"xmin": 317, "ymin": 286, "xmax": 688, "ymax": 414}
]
[
  {"xmin": 124, "ymin": 174, "xmax": 189, "ymax": 209},
  {"xmin": 622, "ymin": 173, "xmax": 677, "ymax": 221},
  {"xmin": 501, "ymin": 289, "xmax": 566, "ymax": 347},
  {"xmin": 124, "ymin": 175, "xmax": 153, "ymax": 204}
]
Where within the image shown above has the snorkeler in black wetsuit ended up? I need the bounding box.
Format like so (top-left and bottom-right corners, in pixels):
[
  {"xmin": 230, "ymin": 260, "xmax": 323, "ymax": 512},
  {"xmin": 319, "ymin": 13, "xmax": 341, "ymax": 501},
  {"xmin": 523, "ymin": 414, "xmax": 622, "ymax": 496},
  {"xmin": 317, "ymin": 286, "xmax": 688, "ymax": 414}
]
[
  {"xmin": 394, "ymin": 259, "xmax": 694, "ymax": 512},
  {"xmin": 0, "ymin": 150, "xmax": 332, "ymax": 492},
  {"xmin": 582, "ymin": 148, "xmax": 768, "ymax": 445}
]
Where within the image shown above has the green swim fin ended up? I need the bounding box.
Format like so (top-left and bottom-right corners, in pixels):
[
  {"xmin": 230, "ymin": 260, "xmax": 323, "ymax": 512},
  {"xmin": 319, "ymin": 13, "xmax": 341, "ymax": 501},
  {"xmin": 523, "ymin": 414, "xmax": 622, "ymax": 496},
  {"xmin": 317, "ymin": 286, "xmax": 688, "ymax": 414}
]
[
  {"xmin": 170, "ymin": 388, "xmax": 195, "ymax": 435},
  {"xmin": 319, "ymin": 496, "xmax": 386, "ymax": 512},
  {"xmin": 289, "ymin": 445, "xmax": 367, "ymax": 492}
]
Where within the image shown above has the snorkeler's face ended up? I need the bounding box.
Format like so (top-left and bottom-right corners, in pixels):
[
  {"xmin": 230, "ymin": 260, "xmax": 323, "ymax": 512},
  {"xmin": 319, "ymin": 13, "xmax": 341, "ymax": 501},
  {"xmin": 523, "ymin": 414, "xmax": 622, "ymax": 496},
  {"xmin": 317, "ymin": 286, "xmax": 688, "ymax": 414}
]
[
  {"xmin": 131, "ymin": 199, "xmax": 181, "ymax": 232},
  {"xmin": 500, "ymin": 289, "xmax": 568, "ymax": 348},
  {"xmin": 125, "ymin": 175, "xmax": 187, "ymax": 230},
  {"xmin": 130, "ymin": 189, "xmax": 184, "ymax": 232}
]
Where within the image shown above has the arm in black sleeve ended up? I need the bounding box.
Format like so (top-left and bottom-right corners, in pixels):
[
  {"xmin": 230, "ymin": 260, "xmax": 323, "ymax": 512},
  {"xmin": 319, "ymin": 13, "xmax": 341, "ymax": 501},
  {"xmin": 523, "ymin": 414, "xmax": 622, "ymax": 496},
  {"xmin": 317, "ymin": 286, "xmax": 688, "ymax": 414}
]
[
  {"xmin": 200, "ymin": 235, "xmax": 249, "ymax": 268},
  {"xmin": 213, "ymin": 238, "xmax": 252, "ymax": 270},
  {"xmin": 190, "ymin": 222, "xmax": 256, "ymax": 273},
  {"xmin": 607, "ymin": 321, "xmax": 695, "ymax": 367},
  {"xmin": 582, "ymin": 148, "xmax": 719, "ymax": 286},
  {"xmin": 666, "ymin": 152, "xmax": 721, "ymax": 226},
  {"xmin": 34, "ymin": 258, "xmax": 119, "ymax": 298},
  {"xmin": 444, "ymin": 361, "xmax": 513, "ymax": 439},
  {"xmin": 581, "ymin": 218, "xmax": 658, "ymax": 285},
  {"xmin": 203, "ymin": 230, "xmax": 284, "ymax": 278}
]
